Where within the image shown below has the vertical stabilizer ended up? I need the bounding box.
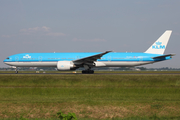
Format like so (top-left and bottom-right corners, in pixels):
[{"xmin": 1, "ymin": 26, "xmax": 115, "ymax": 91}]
[{"xmin": 145, "ymin": 30, "xmax": 172, "ymax": 54}]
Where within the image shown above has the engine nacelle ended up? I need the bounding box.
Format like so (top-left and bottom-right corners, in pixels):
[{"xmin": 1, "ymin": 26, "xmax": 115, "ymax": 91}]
[
  {"xmin": 94, "ymin": 62, "xmax": 106, "ymax": 67},
  {"xmin": 57, "ymin": 61, "xmax": 76, "ymax": 71}
]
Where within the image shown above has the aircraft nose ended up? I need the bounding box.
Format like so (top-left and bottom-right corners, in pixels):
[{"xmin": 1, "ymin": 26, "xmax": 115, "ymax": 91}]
[
  {"xmin": 3, "ymin": 58, "xmax": 10, "ymax": 65},
  {"xmin": 3, "ymin": 57, "xmax": 9, "ymax": 63}
]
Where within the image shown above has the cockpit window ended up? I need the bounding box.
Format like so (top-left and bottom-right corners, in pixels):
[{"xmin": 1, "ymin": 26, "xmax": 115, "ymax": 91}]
[{"xmin": 6, "ymin": 57, "xmax": 9, "ymax": 59}]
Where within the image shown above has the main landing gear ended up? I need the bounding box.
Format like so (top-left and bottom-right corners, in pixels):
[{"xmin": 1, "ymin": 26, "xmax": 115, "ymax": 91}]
[
  {"xmin": 82, "ymin": 70, "xmax": 94, "ymax": 74},
  {"xmin": 82, "ymin": 65, "xmax": 94, "ymax": 74}
]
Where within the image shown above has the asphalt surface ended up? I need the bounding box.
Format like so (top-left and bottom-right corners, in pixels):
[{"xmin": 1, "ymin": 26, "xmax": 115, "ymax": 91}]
[{"xmin": 0, "ymin": 73, "xmax": 180, "ymax": 75}]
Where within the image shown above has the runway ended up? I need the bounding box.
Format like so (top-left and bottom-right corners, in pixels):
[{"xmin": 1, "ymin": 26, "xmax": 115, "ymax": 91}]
[{"xmin": 0, "ymin": 73, "xmax": 180, "ymax": 75}]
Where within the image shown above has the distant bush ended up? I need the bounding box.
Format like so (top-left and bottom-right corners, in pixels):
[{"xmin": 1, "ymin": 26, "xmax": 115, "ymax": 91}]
[{"xmin": 57, "ymin": 111, "xmax": 77, "ymax": 120}]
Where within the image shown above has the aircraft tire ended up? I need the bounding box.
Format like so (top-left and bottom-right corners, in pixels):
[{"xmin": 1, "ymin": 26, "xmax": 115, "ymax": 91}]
[{"xmin": 82, "ymin": 70, "xmax": 94, "ymax": 74}]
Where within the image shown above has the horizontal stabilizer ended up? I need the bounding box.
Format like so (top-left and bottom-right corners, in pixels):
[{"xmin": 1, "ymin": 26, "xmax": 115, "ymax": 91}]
[{"xmin": 152, "ymin": 54, "xmax": 175, "ymax": 59}]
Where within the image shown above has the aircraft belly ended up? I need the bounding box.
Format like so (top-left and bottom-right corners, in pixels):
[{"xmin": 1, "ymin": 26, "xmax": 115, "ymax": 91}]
[
  {"xmin": 101, "ymin": 61, "xmax": 152, "ymax": 67},
  {"xmin": 4, "ymin": 62, "xmax": 57, "ymax": 67}
]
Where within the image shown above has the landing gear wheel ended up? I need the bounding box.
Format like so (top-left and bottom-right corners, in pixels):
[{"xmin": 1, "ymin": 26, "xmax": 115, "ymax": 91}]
[
  {"xmin": 15, "ymin": 67, "xmax": 18, "ymax": 74},
  {"xmin": 89, "ymin": 70, "xmax": 94, "ymax": 74},
  {"xmin": 82, "ymin": 70, "xmax": 94, "ymax": 74}
]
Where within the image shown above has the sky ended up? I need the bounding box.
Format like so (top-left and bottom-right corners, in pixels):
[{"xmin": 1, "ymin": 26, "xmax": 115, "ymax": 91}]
[{"xmin": 0, "ymin": 0, "xmax": 180, "ymax": 68}]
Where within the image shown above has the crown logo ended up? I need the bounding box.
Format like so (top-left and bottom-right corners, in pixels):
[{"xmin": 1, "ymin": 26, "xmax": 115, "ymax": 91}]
[
  {"xmin": 156, "ymin": 41, "xmax": 162, "ymax": 45},
  {"xmin": 23, "ymin": 54, "xmax": 31, "ymax": 58}
]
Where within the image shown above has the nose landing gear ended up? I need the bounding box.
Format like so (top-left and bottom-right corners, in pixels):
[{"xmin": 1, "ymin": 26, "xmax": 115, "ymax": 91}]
[{"xmin": 15, "ymin": 67, "xmax": 18, "ymax": 74}]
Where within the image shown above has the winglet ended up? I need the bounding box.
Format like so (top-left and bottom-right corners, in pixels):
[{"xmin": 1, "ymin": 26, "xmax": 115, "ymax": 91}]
[{"xmin": 145, "ymin": 30, "xmax": 172, "ymax": 54}]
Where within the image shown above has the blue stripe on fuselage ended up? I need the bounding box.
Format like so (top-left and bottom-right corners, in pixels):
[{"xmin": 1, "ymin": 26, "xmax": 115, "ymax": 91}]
[{"xmin": 3, "ymin": 52, "xmax": 171, "ymax": 62}]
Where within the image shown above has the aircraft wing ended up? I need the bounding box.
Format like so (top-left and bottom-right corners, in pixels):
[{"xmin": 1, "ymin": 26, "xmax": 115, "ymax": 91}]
[
  {"xmin": 152, "ymin": 54, "xmax": 175, "ymax": 59},
  {"xmin": 73, "ymin": 51, "xmax": 112, "ymax": 63}
]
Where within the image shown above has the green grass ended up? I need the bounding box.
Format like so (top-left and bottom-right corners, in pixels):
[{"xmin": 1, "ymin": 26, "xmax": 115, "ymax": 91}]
[
  {"xmin": 0, "ymin": 74, "xmax": 180, "ymax": 87},
  {"xmin": 1, "ymin": 87, "xmax": 179, "ymax": 103},
  {"xmin": 0, "ymin": 74, "xmax": 180, "ymax": 119}
]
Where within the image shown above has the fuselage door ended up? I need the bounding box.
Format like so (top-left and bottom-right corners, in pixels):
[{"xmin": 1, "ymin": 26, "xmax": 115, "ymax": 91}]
[
  {"xmin": 108, "ymin": 56, "xmax": 111, "ymax": 62},
  {"xmin": 15, "ymin": 56, "xmax": 19, "ymax": 62},
  {"xmin": 76, "ymin": 56, "xmax": 82, "ymax": 60},
  {"xmin": 139, "ymin": 57, "xmax": 143, "ymax": 62},
  {"xmin": 39, "ymin": 56, "xmax": 42, "ymax": 62}
]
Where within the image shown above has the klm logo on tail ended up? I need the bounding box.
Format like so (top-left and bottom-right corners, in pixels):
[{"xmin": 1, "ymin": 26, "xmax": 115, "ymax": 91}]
[{"xmin": 152, "ymin": 41, "xmax": 165, "ymax": 49}]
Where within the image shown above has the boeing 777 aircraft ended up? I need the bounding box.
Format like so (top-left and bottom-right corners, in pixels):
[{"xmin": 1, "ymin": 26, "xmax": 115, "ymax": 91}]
[{"xmin": 4, "ymin": 30, "xmax": 175, "ymax": 74}]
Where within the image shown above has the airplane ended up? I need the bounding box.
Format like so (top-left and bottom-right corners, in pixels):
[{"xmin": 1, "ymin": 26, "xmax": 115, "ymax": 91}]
[{"xmin": 3, "ymin": 30, "xmax": 175, "ymax": 74}]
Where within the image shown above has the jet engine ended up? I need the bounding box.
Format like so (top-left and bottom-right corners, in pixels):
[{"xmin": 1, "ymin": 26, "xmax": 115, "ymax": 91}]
[
  {"xmin": 57, "ymin": 61, "xmax": 77, "ymax": 70},
  {"xmin": 94, "ymin": 62, "xmax": 106, "ymax": 67}
]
